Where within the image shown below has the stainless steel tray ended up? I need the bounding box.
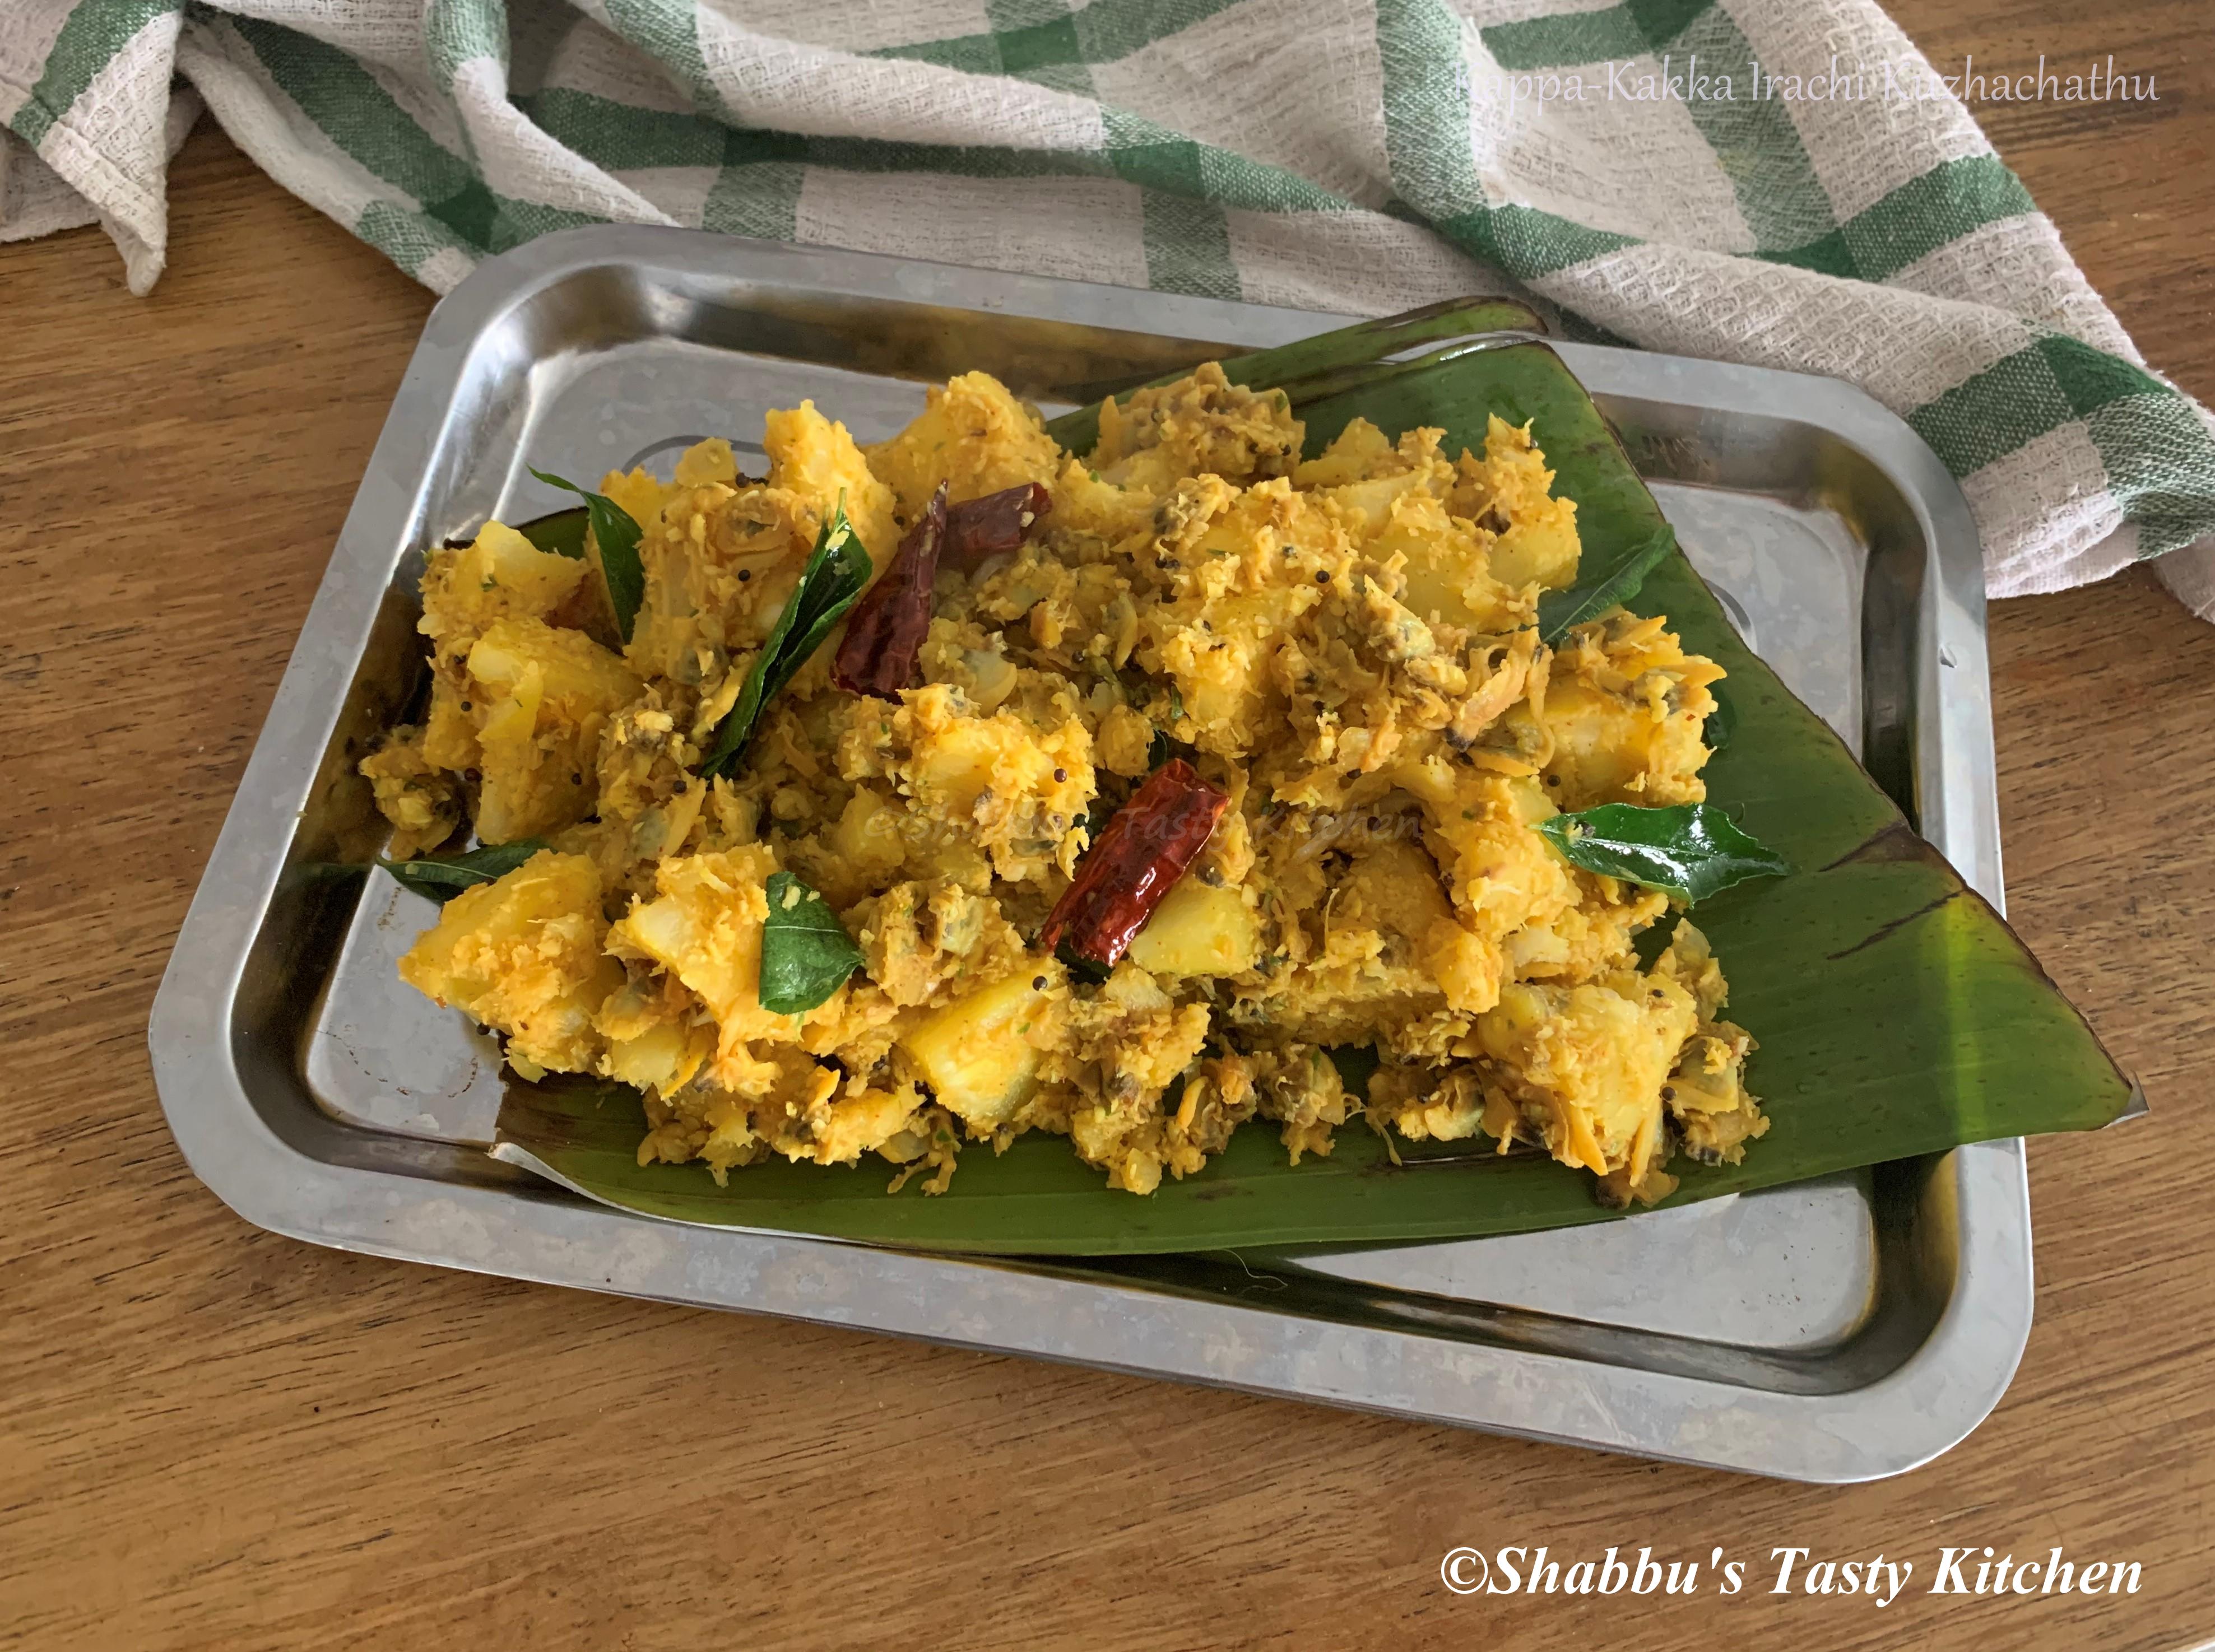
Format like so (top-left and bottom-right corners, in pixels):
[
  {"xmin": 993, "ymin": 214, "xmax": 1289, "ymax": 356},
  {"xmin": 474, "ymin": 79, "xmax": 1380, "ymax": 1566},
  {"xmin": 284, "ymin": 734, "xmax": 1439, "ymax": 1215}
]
[{"xmin": 150, "ymin": 226, "xmax": 2018, "ymax": 1483}]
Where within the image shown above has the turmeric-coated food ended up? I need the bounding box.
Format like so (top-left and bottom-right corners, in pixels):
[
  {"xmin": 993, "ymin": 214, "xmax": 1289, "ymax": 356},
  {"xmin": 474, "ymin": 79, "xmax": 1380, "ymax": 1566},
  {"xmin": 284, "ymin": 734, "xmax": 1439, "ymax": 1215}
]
[{"xmin": 367, "ymin": 363, "xmax": 1768, "ymax": 1204}]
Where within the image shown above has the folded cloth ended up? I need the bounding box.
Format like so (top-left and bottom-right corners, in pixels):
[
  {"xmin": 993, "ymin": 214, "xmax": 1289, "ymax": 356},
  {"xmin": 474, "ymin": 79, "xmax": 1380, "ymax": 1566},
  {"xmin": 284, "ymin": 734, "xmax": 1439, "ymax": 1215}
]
[{"xmin": 6, "ymin": 0, "xmax": 2211, "ymax": 614}]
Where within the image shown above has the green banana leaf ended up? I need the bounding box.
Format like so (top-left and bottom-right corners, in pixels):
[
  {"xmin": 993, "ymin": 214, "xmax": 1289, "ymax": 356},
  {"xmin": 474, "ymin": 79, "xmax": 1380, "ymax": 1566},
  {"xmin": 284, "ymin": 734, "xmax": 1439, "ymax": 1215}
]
[
  {"xmin": 1043, "ymin": 294, "xmax": 1545, "ymax": 457},
  {"xmin": 489, "ymin": 306, "xmax": 2131, "ymax": 1255},
  {"xmin": 515, "ymin": 505, "xmax": 590, "ymax": 559}
]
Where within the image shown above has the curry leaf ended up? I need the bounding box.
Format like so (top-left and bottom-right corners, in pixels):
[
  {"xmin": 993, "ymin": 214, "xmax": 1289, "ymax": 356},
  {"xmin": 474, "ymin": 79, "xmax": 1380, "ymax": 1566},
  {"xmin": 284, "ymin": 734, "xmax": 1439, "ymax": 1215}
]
[
  {"xmin": 759, "ymin": 871, "xmax": 863, "ymax": 1013},
  {"xmin": 699, "ymin": 501, "xmax": 872, "ymax": 779},
  {"xmin": 1535, "ymin": 803, "xmax": 1790, "ymax": 905},
  {"xmin": 1537, "ymin": 524, "xmax": 1679, "ymax": 646},
  {"xmin": 380, "ymin": 838, "xmax": 550, "ymax": 903},
  {"xmin": 528, "ymin": 468, "xmax": 646, "ymax": 643}
]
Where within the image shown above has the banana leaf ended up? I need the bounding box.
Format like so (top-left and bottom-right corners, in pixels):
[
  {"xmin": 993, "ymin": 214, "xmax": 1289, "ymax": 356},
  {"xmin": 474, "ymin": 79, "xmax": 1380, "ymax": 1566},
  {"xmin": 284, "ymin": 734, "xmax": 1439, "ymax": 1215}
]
[
  {"xmin": 490, "ymin": 312, "xmax": 2131, "ymax": 1255},
  {"xmin": 1043, "ymin": 294, "xmax": 1545, "ymax": 457},
  {"xmin": 516, "ymin": 505, "xmax": 590, "ymax": 559}
]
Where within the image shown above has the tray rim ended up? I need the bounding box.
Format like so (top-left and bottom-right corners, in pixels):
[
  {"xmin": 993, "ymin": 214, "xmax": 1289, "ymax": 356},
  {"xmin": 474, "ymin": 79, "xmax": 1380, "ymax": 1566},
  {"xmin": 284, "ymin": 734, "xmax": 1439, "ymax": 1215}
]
[{"xmin": 147, "ymin": 224, "xmax": 2025, "ymax": 1483}]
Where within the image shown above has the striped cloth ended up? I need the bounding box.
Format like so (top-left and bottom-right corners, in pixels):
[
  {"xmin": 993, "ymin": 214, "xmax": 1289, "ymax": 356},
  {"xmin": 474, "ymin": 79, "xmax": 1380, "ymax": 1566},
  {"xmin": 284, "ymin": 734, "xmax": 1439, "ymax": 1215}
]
[{"xmin": 6, "ymin": 1, "xmax": 2212, "ymax": 615}]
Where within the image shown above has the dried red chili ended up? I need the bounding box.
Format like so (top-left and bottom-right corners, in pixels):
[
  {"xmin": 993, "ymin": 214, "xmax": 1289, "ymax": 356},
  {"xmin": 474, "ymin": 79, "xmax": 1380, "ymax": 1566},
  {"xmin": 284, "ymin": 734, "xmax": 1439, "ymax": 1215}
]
[
  {"xmin": 1039, "ymin": 758, "xmax": 1229, "ymax": 969},
  {"xmin": 832, "ymin": 482, "xmax": 947, "ymax": 699},
  {"xmin": 944, "ymin": 482, "xmax": 1052, "ymax": 570},
  {"xmin": 831, "ymin": 481, "xmax": 1053, "ymax": 699}
]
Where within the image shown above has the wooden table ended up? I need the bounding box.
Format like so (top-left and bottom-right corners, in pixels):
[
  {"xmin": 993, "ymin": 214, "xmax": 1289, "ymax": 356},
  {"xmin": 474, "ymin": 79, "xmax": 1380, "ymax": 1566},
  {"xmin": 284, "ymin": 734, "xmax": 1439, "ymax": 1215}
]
[{"xmin": 4, "ymin": 4, "xmax": 2212, "ymax": 1646}]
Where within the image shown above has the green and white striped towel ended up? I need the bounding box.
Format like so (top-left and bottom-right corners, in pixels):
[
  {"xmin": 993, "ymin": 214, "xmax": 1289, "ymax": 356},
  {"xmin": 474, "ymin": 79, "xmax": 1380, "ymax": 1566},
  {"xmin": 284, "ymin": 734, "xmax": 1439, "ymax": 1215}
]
[{"xmin": 6, "ymin": 0, "xmax": 2212, "ymax": 615}]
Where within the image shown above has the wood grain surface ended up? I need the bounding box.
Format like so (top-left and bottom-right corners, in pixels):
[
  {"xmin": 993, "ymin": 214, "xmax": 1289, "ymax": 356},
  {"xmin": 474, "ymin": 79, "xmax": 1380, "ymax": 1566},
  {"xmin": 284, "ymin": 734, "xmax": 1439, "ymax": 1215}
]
[{"xmin": 3, "ymin": 5, "xmax": 2212, "ymax": 1648}]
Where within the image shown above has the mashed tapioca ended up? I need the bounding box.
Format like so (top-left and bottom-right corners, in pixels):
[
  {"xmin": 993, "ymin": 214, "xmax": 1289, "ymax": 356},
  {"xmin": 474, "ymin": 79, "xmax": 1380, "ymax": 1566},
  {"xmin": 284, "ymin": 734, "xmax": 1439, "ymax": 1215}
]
[{"xmin": 369, "ymin": 362, "xmax": 1766, "ymax": 1204}]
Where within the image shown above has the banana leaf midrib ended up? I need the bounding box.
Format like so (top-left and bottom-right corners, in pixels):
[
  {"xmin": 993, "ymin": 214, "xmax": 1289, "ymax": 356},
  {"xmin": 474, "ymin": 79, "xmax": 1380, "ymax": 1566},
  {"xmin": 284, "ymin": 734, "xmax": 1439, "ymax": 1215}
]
[{"xmin": 1042, "ymin": 295, "xmax": 1548, "ymax": 455}]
